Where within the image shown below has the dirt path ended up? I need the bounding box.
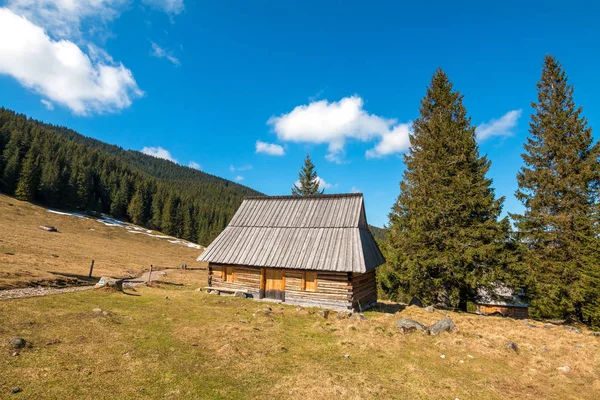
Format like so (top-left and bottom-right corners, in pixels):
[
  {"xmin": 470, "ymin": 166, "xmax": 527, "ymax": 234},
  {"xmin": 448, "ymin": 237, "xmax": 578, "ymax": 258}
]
[{"xmin": 0, "ymin": 269, "xmax": 170, "ymax": 301}]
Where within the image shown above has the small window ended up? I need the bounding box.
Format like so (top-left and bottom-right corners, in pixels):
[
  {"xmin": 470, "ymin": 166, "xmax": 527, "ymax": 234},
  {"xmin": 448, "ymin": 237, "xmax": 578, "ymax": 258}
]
[
  {"xmin": 302, "ymin": 271, "xmax": 317, "ymax": 292},
  {"xmin": 222, "ymin": 266, "xmax": 235, "ymax": 283}
]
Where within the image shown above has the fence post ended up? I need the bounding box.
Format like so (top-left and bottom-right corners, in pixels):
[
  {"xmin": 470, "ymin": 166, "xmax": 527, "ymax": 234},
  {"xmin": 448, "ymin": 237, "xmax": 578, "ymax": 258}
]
[
  {"xmin": 148, "ymin": 265, "xmax": 153, "ymax": 283},
  {"xmin": 88, "ymin": 260, "xmax": 95, "ymax": 278}
]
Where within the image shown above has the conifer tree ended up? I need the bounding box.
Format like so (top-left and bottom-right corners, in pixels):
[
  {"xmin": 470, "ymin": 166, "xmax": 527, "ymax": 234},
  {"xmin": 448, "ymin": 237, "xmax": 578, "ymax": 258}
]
[
  {"xmin": 513, "ymin": 55, "xmax": 600, "ymax": 325},
  {"xmin": 15, "ymin": 139, "xmax": 41, "ymax": 201},
  {"xmin": 291, "ymin": 154, "xmax": 324, "ymax": 196},
  {"xmin": 127, "ymin": 186, "xmax": 146, "ymax": 225},
  {"xmin": 1, "ymin": 130, "xmax": 23, "ymax": 193},
  {"xmin": 382, "ymin": 69, "xmax": 517, "ymax": 309}
]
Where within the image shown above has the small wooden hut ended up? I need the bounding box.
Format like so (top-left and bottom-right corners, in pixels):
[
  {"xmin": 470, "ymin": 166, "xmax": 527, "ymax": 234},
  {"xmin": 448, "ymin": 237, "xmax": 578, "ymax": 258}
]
[
  {"xmin": 476, "ymin": 284, "xmax": 529, "ymax": 319},
  {"xmin": 197, "ymin": 193, "xmax": 385, "ymax": 310}
]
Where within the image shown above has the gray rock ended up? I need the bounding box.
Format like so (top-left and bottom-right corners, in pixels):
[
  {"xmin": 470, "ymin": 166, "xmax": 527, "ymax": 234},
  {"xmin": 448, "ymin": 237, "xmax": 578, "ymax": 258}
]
[
  {"xmin": 523, "ymin": 322, "xmax": 537, "ymax": 328},
  {"xmin": 11, "ymin": 386, "xmax": 22, "ymax": 394},
  {"xmin": 343, "ymin": 354, "xmax": 350, "ymax": 359},
  {"xmin": 350, "ymin": 313, "xmax": 366, "ymax": 321},
  {"xmin": 557, "ymin": 366, "xmax": 571, "ymax": 373},
  {"xmin": 428, "ymin": 317, "xmax": 457, "ymax": 335},
  {"xmin": 95, "ymin": 277, "xmax": 123, "ymax": 291},
  {"xmin": 38, "ymin": 225, "xmax": 58, "ymax": 232},
  {"xmin": 395, "ymin": 318, "xmax": 426, "ymax": 334},
  {"xmin": 320, "ymin": 310, "xmax": 330, "ymax": 319},
  {"xmin": 408, "ymin": 297, "xmax": 424, "ymax": 308},
  {"xmin": 425, "ymin": 306, "xmax": 435, "ymax": 313},
  {"xmin": 195, "ymin": 288, "xmax": 203, "ymax": 292},
  {"xmin": 543, "ymin": 324, "xmax": 554, "ymax": 329},
  {"xmin": 564, "ymin": 326, "xmax": 583, "ymax": 334},
  {"xmin": 10, "ymin": 338, "xmax": 26, "ymax": 349},
  {"xmin": 217, "ymin": 343, "xmax": 232, "ymax": 353},
  {"xmin": 234, "ymin": 291, "xmax": 247, "ymax": 298},
  {"xmin": 296, "ymin": 306, "xmax": 304, "ymax": 312},
  {"xmin": 505, "ymin": 341, "xmax": 519, "ymax": 353},
  {"xmin": 589, "ymin": 332, "xmax": 600, "ymax": 337},
  {"xmin": 92, "ymin": 307, "xmax": 102, "ymax": 313}
]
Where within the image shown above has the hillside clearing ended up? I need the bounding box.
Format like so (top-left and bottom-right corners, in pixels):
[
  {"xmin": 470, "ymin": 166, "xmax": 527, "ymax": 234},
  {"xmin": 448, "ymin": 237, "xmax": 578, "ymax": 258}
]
[
  {"xmin": 1, "ymin": 270, "xmax": 599, "ymax": 399},
  {"xmin": 0, "ymin": 194, "xmax": 203, "ymax": 290}
]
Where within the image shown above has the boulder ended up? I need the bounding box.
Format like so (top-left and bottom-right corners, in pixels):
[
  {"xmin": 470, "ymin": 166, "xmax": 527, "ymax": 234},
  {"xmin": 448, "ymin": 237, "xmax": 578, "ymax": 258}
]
[
  {"xmin": 564, "ymin": 326, "xmax": 583, "ymax": 334},
  {"xmin": 234, "ymin": 291, "xmax": 247, "ymax": 298},
  {"xmin": 350, "ymin": 313, "xmax": 367, "ymax": 321},
  {"xmin": 589, "ymin": 332, "xmax": 600, "ymax": 337},
  {"xmin": 408, "ymin": 297, "xmax": 424, "ymax": 308},
  {"xmin": 557, "ymin": 366, "xmax": 571, "ymax": 373},
  {"xmin": 425, "ymin": 306, "xmax": 435, "ymax": 313},
  {"xmin": 10, "ymin": 338, "xmax": 26, "ymax": 349},
  {"xmin": 95, "ymin": 277, "xmax": 123, "ymax": 291},
  {"xmin": 505, "ymin": 341, "xmax": 519, "ymax": 353},
  {"xmin": 38, "ymin": 225, "xmax": 58, "ymax": 232},
  {"xmin": 11, "ymin": 387, "xmax": 22, "ymax": 394},
  {"xmin": 428, "ymin": 317, "xmax": 457, "ymax": 335},
  {"xmin": 217, "ymin": 343, "xmax": 233, "ymax": 353},
  {"xmin": 92, "ymin": 308, "xmax": 102, "ymax": 313},
  {"xmin": 395, "ymin": 318, "xmax": 426, "ymax": 334}
]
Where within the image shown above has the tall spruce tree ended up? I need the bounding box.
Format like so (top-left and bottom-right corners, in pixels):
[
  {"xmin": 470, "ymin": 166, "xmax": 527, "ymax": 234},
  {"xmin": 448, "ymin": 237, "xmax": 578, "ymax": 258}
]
[
  {"xmin": 291, "ymin": 154, "xmax": 324, "ymax": 196},
  {"xmin": 381, "ymin": 69, "xmax": 517, "ymax": 309},
  {"xmin": 513, "ymin": 55, "xmax": 600, "ymax": 325}
]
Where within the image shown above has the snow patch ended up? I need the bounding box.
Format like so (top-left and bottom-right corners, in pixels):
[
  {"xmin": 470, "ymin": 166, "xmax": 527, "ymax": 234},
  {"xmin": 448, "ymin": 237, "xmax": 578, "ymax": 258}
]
[{"xmin": 46, "ymin": 208, "xmax": 203, "ymax": 250}]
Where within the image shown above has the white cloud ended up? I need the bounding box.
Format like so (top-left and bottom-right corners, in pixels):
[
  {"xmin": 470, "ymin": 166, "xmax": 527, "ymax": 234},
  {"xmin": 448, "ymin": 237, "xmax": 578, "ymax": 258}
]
[
  {"xmin": 150, "ymin": 42, "xmax": 180, "ymax": 66},
  {"xmin": 7, "ymin": 0, "xmax": 128, "ymax": 40},
  {"xmin": 142, "ymin": 0, "xmax": 184, "ymax": 15},
  {"xmin": 476, "ymin": 109, "xmax": 522, "ymax": 141},
  {"xmin": 188, "ymin": 161, "xmax": 201, "ymax": 170},
  {"xmin": 350, "ymin": 186, "xmax": 360, "ymax": 194},
  {"xmin": 267, "ymin": 95, "xmax": 409, "ymax": 161},
  {"xmin": 366, "ymin": 123, "xmax": 411, "ymax": 158},
  {"xmin": 0, "ymin": 7, "xmax": 142, "ymax": 115},
  {"xmin": 234, "ymin": 175, "xmax": 244, "ymax": 182},
  {"xmin": 229, "ymin": 164, "xmax": 253, "ymax": 172},
  {"xmin": 256, "ymin": 140, "xmax": 285, "ymax": 156},
  {"xmin": 141, "ymin": 146, "xmax": 177, "ymax": 163},
  {"xmin": 40, "ymin": 99, "xmax": 54, "ymax": 110}
]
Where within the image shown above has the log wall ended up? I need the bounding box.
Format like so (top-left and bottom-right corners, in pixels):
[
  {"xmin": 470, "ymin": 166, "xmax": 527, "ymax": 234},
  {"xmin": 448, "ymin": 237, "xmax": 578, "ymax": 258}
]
[
  {"xmin": 477, "ymin": 304, "xmax": 529, "ymax": 319},
  {"xmin": 351, "ymin": 269, "xmax": 377, "ymax": 310},
  {"xmin": 208, "ymin": 264, "xmax": 354, "ymax": 309},
  {"xmin": 284, "ymin": 271, "xmax": 353, "ymax": 310},
  {"xmin": 208, "ymin": 264, "xmax": 262, "ymax": 297}
]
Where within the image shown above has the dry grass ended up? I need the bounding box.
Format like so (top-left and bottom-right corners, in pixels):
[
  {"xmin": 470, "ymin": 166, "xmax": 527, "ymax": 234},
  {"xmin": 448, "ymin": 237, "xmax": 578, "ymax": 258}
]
[
  {"xmin": 0, "ymin": 194, "xmax": 203, "ymax": 289},
  {"xmin": 1, "ymin": 271, "xmax": 599, "ymax": 399}
]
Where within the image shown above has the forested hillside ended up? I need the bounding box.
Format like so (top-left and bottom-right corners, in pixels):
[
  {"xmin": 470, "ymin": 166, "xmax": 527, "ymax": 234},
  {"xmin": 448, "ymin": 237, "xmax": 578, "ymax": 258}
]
[{"xmin": 0, "ymin": 108, "xmax": 261, "ymax": 245}]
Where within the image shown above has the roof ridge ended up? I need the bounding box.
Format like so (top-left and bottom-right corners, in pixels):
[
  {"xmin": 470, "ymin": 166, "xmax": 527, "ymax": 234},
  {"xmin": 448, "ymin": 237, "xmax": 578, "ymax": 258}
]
[{"xmin": 244, "ymin": 193, "xmax": 363, "ymax": 200}]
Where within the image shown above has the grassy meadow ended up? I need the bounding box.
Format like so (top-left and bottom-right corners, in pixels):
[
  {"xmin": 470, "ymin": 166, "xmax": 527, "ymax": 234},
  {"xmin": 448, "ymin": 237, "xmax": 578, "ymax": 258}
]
[
  {"xmin": 0, "ymin": 194, "xmax": 202, "ymax": 289},
  {"xmin": 1, "ymin": 269, "xmax": 599, "ymax": 399}
]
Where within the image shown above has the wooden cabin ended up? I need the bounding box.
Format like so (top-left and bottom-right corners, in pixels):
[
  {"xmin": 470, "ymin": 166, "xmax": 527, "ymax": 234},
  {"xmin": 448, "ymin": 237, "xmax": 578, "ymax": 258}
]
[
  {"xmin": 476, "ymin": 284, "xmax": 529, "ymax": 319},
  {"xmin": 197, "ymin": 193, "xmax": 385, "ymax": 311}
]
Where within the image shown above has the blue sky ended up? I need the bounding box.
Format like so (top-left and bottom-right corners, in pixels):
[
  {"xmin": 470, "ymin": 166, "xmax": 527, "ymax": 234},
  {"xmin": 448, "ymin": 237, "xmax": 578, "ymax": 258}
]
[{"xmin": 1, "ymin": 1, "xmax": 599, "ymax": 227}]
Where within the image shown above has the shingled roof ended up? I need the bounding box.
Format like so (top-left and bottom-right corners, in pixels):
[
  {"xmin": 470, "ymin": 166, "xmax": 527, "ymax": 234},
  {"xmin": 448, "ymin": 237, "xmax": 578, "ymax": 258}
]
[{"xmin": 197, "ymin": 193, "xmax": 385, "ymax": 273}]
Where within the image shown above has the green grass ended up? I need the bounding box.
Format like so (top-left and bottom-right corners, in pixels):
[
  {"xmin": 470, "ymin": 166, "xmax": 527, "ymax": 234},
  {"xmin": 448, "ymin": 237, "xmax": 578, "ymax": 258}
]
[{"xmin": 1, "ymin": 273, "xmax": 600, "ymax": 399}]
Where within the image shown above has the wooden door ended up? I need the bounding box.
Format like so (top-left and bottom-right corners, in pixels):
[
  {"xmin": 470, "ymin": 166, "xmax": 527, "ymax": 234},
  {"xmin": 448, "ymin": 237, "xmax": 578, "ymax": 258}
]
[{"xmin": 264, "ymin": 269, "xmax": 285, "ymax": 300}]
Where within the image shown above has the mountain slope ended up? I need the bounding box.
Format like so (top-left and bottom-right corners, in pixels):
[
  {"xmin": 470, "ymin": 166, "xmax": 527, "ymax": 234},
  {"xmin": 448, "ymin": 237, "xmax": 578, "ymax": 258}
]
[{"xmin": 0, "ymin": 107, "xmax": 262, "ymax": 245}]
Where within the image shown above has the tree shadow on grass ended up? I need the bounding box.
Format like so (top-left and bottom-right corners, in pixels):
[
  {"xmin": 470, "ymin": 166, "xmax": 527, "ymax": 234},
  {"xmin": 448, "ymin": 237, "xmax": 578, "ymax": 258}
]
[{"xmin": 367, "ymin": 302, "xmax": 406, "ymax": 314}]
